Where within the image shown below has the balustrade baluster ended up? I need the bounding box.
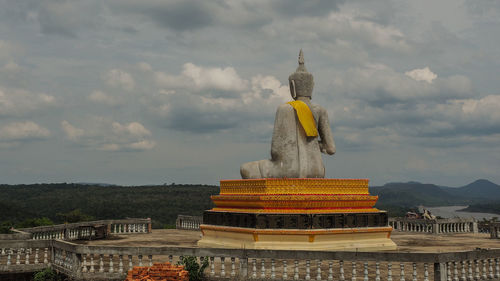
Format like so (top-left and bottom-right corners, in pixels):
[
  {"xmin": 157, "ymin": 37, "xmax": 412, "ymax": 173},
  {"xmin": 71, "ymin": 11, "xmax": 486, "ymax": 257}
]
[
  {"xmin": 7, "ymin": 249, "xmax": 11, "ymax": 265},
  {"xmin": 461, "ymin": 261, "xmax": 466, "ymax": 281},
  {"xmin": 33, "ymin": 248, "xmax": 39, "ymax": 264},
  {"xmin": 148, "ymin": 255, "xmax": 153, "ymax": 267},
  {"xmin": 16, "ymin": 249, "xmax": 20, "ymax": 264},
  {"xmin": 495, "ymin": 259, "xmax": 499, "ymax": 279},
  {"xmin": 388, "ymin": 262, "xmax": 393, "ymax": 281},
  {"xmin": 340, "ymin": 261, "xmax": 345, "ymax": 281},
  {"xmin": 424, "ymin": 263, "xmax": 429, "ymax": 281},
  {"xmin": 119, "ymin": 255, "xmax": 123, "ymax": 273},
  {"xmin": 364, "ymin": 262, "xmax": 368, "ymax": 281},
  {"xmin": 24, "ymin": 249, "xmax": 30, "ymax": 264},
  {"xmin": 261, "ymin": 258, "xmax": 265, "ymax": 279},
  {"xmin": 90, "ymin": 254, "xmax": 95, "ymax": 273},
  {"xmin": 221, "ymin": 257, "xmax": 226, "ymax": 277},
  {"xmin": 128, "ymin": 255, "xmax": 133, "ymax": 269},
  {"xmin": 44, "ymin": 248, "xmax": 48, "ymax": 264},
  {"xmin": 271, "ymin": 259, "xmax": 276, "ymax": 280},
  {"xmin": 447, "ymin": 262, "xmax": 452, "ymax": 281},
  {"xmin": 376, "ymin": 262, "xmax": 381, "ymax": 281},
  {"xmin": 252, "ymin": 258, "xmax": 257, "ymax": 279},
  {"xmin": 304, "ymin": 259, "xmax": 310, "ymax": 281},
  {"xmin": 169, "ymin": 255, "xmax": 173, "ymax": 264},
  {"xmin": 475, "ymin": 260, "xmax": 480, "ymax": 281},
  {"xmin": 454, "ymin": 261, "xmax": 459, "ymax": 281},
  {"xmin": 482, "ymin": 260, "xmax": 487, "ymax": 280},
  {"xmin": 231, "ymin": 257, "xmax": 236, "ymax": 277},
  {"xmin": 99, "ymin": 254, "xmax": 104, "ymax": 273},
  {"xmin": 352, "ymin": 262, "xmax": 357, "ymax": 281},
  {"xmin": 138, "ymin": 255, "xmax": 143, "ymax": 266},
  {"xmin": 488, "ymin": 259, "xmax": 493, "ymax": 279},
  {"xmin": 469, "ymin": 260, "xmax": 473, "ymax": 281},
  {"xmin": 317, "ymin": 260, "xmax": 322, "ymax": 281},
  {"xmin": 401, "ymin": 263, "xmax": 405, "ymax": 281},
  {"xmin": 283, "ymin": 260, "xmax": 288, "ymax": 280},
  {"xmin": 82, "ymin": 254, "xmax": 88, "ymax": 273},
  {"xmin": 328, "ymin": 261, "xmax": 333, "ymax": 281},
  {"xmin": 210, "ymin": 257, "xmax": 215, "ymax": 277},
  {"xmin": 109, "ymin": 254, "xmax": 114, "ymax": 273},
  {"xmin": 412, "ymin": 263, "xmax": 417, "ymax": 281},
  {"xmin": 294, "ymin": 260, "xmax": 299, "ymax": 280}
]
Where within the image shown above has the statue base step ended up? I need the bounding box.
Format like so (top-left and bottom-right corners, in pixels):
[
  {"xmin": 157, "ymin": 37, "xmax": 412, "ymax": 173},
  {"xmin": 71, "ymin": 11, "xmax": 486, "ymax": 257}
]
[{"xmin": 198, "ymin": 224, "xmax": 397, "ymax": 251}]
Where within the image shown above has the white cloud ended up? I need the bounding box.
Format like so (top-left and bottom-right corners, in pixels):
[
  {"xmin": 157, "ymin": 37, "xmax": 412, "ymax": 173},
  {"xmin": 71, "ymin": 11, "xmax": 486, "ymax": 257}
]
[
  {"xmin": 1, "ymin": 61, "xmax": 21, "ymax": 73},
  {"xmin": 405, "ymin": 67, "xmax": 438, "ymax": 83},
  {"xmin": 182, "ymin": 63, "xmax": 248, "ymax": 92},
  {"xmin": 155, "ymin": 63, "xmax": 248, "ymax": 92},
  {"xmin": 111, "ymin": 121, "xmax": 152, "ymax": 138},
  {"xmin": 145, "ymin": 63, "xmax": 290, "ymax": 133},
  {"xmin": 137, "ymin": 62, "xmax": 153, "ymax": 72},
  {"xmin": 61, "ymin": 120, "xmax": 85, "ymax": 141},
  {"xmin": 0, "ymin": 87, "xmax": 56, "ymax": 117},
  {"xmin": 88, "ymin": 90, "xmax": 118, "ymax": 105},
  {"xmin": 0, "ymin": 121, "xmax": 50, "ymax": 141},
  {"xmin": 104, "ymin": 69, "xmax": 135, "ymax": 91},
  {"xmin": 332, "ymin": 64, "xmax": 470, "ymax": 104},
  {"xmin": 61, "ymin": 119, "xmax": 155, "ymax": 151}
]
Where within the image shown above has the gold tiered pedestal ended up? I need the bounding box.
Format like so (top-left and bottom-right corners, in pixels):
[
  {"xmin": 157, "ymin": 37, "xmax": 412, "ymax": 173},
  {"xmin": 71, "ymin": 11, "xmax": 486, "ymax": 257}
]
[{"xmin": 198, "ymin": 178, "xmax": 396, "ymax": 251}]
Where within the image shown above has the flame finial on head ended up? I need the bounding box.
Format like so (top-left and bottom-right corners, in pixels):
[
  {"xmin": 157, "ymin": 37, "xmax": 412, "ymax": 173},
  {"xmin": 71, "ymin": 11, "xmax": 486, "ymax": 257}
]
[{"xmin": 296, "ymin": 49, "xmax": 307, "ymax": 72}]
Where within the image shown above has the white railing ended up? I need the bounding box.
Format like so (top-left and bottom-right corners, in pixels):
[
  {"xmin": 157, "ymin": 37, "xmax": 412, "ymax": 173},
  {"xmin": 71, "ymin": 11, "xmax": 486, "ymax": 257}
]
[
  {"xmin": 2, "ymin": 238, "xmax": 499, "ymax": 281},
  {"xmin": 176, "ymin": 215, "xmax": 202, "ymax": 230},
  {"xmin": 0, "ymin": 240, "xmax": 51, "ymax": 274},
  {"xmin": 491, "ymin": 223, "xmax": 500, "ymax": 239},
  {"xmin": 389, "ymin": 218, "xmax": 478, "ymax": 234},
  {"xmin": 18, "ymin": 218, "xmax": 151, "ymax": 240}
]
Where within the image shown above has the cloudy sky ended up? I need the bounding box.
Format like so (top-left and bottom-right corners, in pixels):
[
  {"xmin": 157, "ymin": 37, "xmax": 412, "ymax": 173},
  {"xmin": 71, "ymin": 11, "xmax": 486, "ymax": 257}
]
[{"xmin": 0, "ymin": 0, "xmax": 499, "ymax": 186}]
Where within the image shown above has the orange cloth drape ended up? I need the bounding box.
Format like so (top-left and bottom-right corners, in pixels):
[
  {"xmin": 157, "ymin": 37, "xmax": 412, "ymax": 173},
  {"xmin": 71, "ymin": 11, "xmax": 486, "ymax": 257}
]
[{"xmin": 287, "ymin": 100, "xmax": 318, "ymax": 137}]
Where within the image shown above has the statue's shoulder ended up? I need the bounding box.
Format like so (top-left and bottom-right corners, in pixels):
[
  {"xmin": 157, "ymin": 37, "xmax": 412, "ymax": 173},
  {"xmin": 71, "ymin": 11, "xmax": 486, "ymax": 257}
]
[
  {"xmin": 310, "ymin": 103, "xmax": 328, "ymax": 115},
  {"xmin": 278, "ymin": 103, "xmax": 294, "ymax": 111}
]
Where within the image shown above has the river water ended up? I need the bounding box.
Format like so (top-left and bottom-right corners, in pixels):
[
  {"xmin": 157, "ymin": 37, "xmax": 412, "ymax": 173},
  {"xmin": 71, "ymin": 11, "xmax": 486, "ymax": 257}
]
[{"xmin": 420, "ymin": 205, "xmax": 500, "ymax": 220}]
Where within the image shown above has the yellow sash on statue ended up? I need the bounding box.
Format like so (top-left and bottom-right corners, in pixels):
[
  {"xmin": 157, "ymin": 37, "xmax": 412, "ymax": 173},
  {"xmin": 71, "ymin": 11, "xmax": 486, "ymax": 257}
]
[{"xmin": 287, "ymin": 100, "xmax": 318, "ymax": 137}]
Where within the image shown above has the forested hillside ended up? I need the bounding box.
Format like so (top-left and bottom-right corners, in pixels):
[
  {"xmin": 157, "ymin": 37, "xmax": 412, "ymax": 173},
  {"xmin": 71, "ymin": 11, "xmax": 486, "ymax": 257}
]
[{"xmin": 0, "ymin": 183, "xmax": 218, "ymax": 229}]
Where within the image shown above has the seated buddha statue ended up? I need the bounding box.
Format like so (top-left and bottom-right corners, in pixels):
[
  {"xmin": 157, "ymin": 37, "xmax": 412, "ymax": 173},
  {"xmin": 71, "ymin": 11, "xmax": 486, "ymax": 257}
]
[{"xmin": 241, "ymin": 50, "xmax": 335, "ymax": 179}]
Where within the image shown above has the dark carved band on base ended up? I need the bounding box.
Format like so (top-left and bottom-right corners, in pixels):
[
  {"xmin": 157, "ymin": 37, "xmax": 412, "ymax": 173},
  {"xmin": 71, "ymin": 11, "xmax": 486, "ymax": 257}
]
[{"xmin": 203, "ymin": 211, "xmax": 388, "ymax": 229}]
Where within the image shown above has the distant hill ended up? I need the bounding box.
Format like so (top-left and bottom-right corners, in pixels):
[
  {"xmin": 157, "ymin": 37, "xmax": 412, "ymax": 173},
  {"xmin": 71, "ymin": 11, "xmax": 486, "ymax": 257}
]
[
  {"xmin": 444, "ymin": 179, "xmax": 500, "ymax": 200},
  {"xmin": 371, "ymin": 179, "xmax": 500, "ymax": 214}
]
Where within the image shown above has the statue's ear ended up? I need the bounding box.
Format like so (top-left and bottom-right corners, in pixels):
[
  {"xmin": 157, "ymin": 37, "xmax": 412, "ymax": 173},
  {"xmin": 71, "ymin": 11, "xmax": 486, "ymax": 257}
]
[{"xmin": 290, "ymin": 80, "xmax": 297, "ymax": 99}]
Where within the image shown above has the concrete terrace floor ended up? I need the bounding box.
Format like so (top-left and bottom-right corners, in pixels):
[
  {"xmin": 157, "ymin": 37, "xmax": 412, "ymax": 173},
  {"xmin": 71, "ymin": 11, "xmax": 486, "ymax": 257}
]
[{"xmin": 73, "ymin": 230, "xmax": 500, "ymax": 253}]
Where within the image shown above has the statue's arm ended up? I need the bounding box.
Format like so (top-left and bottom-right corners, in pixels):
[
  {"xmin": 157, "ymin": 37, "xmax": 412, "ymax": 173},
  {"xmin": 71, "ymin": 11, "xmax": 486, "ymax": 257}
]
[{"xmin": 318, "ymin": 107, "xmax": 336, "ymax": 155}]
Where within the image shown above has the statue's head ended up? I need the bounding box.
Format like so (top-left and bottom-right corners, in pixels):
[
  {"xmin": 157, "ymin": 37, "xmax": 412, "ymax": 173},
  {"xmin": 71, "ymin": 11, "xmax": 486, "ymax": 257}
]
[{"xmin": 288, "ymin": 49, "xmax": 314, "ymax": 99}]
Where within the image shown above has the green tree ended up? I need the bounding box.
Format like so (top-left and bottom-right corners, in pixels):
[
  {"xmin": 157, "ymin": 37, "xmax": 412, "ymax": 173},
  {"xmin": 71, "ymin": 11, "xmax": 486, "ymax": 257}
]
[
  {"xmin": 178, "ymin": 256, "xmax": 209, "ymax": 281},
  {"xmin": 0, "ymin": 221, "xmax": 13, "ymax": 234},
  {"xmin": 56, "ymin": 209, "xmax": 94, "ymax": 223},
  {"xmin": 17, "ymin": 217, "xmax": 54, "ymax": 228}
]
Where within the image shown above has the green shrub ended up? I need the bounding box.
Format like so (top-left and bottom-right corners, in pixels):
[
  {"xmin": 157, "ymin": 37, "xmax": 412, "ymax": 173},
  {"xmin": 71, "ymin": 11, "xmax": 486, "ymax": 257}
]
[
  {"xmin": 178, "ymin": 256, "xmax": 209, "ymax": 281},
  {"xmin": 33, "ymin": 268, "xmax": 64, "ymax": 281}
]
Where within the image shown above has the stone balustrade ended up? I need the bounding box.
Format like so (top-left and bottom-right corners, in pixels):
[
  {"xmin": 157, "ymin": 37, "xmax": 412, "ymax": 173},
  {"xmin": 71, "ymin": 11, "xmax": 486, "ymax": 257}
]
[
  {"xmin": 2, "ymin": 238, "xmax": 500, "ymax": 281},
  {"xmin": 389, "ymin": 218, "xmax": 478, "ymax": 234},
  {"xmin": 176, "ymin": 215, "xmax": 202, "ymax": 230},
  {"xmin": 18, "ymin": 218, "xmax": 151, "ymax": 240},
  {"xmin": 0, "ymin": 240, "xmax": 51, "ymax": 274},
  {"xmin": 491, "ymin": 223, "xmax": 500, "ymax": 239}
]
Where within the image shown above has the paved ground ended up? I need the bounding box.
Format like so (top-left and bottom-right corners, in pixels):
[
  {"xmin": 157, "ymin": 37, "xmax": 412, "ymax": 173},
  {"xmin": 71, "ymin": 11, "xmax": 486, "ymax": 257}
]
[{"xmin": 74, "ymin": 230, "xmax": 499, "ymax": 253}]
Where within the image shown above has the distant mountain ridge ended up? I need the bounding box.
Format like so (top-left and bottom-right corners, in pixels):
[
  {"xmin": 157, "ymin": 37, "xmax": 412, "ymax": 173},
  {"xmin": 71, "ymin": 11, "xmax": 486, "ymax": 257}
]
[{"xmin": 371, "ymin": 179, "xmax": 500, "ymax": 207}]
